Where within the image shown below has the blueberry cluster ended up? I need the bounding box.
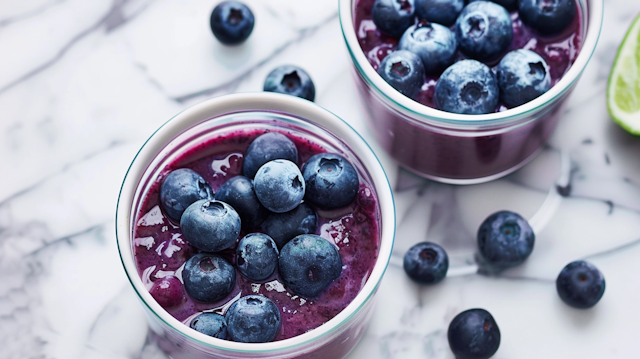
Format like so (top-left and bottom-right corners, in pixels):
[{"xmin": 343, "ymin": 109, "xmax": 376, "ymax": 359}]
[
  {"xmin": 403, "ymin": 210, "xmax": 605, "ymax": 358},
  {"xmin": 155, "ymin": 132, "xmax": 363, "ymax": 343},
  {"xmin": 371, "ymin": 0, "xmax": 575, "ymax": 113}
]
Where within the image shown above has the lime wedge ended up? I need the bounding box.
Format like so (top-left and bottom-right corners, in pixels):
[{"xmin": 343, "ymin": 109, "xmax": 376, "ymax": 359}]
[{"xmin": 608, "ymin": 13, "xmax": 640, "ymax": 135}]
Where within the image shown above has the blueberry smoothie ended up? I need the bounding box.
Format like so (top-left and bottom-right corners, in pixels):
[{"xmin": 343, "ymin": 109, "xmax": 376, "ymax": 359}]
[
  {"xmin": 355, "ymin": 0, "xmax": 582, "ymax": 111},
  {"xmin": 132, "ymin": 124, "xmax": 380, "ymax": 342},
  {"xmin": 342, "ymin": 0, "xmax": 591, "ymax": 182}
]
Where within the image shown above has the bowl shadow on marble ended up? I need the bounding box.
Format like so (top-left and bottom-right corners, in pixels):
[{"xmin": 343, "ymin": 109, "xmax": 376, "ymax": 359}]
[
  {"xmin": 211, "ymin": 41, "xmax": 253, "ymax": 69},
  {"xmin": 553, "ymin": 296, "xmax": 600, "ymax": 329}
]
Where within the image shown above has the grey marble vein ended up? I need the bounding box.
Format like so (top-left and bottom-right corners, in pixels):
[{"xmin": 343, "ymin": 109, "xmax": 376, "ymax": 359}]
[
  {"xmin": 105, "ymin": 0, "xmax": 153, "ymax": 34},
  {"xmin": 134, "ymin": 62, "xmax": 167, "ymax": 93},
  {"xmin": 0, "ymin": 140, "xmax": 127, "ymax": 205},
  {"xmin": 581, "ymin": 237, "xmax": 640, "ymax": 261},
  {"xmin": 567, "ymin": 192, "xmax": 640, "ymax": 214},
  {"xmin": 26, "ymin": 222, "xmax": 107, "ymax": 257},
  {"xmin": 0, "ymin": 0, "xmax": 150, "ymax": 96}
]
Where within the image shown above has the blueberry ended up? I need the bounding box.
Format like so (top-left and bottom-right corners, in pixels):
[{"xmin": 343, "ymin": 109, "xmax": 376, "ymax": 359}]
[
  {"xmin": 278, "ymin": 234, "xmax": 342, "ymax": 298},
  {"xmin": 210, "ymin": 1, "xmax": 254, "ymax": 45},
  {"xmin": 302, "ymin": 153, "xmax": 359, "ymax": 210},
  {"xmin": 435, "ymin": 60, "xmax": 499, "ymax": 114},
  {"xmin": 160, "ymin": 168, "xmax": 213, "ymax": 222},
  {"xmin": 149, "ymin": 276, "xmax": 185, "ymax": 308},
  {"xmin": 519, "ymin": 0, "xmax": 576, "ymax": 36},
  {"xmin": 262, "ymin": 202, "xmax": 317, "ymax": 249},
  {"xmin": 415, "ymin": 0, "xmax": 464, "ymax": 26},
  {"xmin": 254, "ymin": 160, "xmax": 305, "ymax": 213},
  {"xmin": 372, "ymin": 0, "xmax": 416, "ymax": 38},
  {"xmin": 378, "ymin": 50, "xmax": 425, "ymax": 98},
  {"xmin": 225, "ymin": 295, "xmax": 281, "ymax": 343},
  {"xmin": 403, "ymin": 242, "xmax": 449, "ymax": 284},
  {"xmin": 469, "ymin": 0, "xmax": 518, "ymax": 11},
  {"xmin": 180, "ymin": 199, "xmax": 241, "ymax": 252},
  {"xmin": 264, "ymin": 65, "xmax": 315, "ymax": 102},
  {"xmin": 455, "ymin": 1, "xmax": 513, "ymax": 62},
  {"xmin": 477, "ymin": 210, "xmax": 535, "ymax": 269},
  {"xmin": 496, "ymin": 49, "xmax": 551, "ymax": 107},
  {"xmin": 556, "ymin": 260, "xmax": 605, "ymax": 309},
  {"xmin": 182, "ymin": 253, "xmax": 236, "ymax": 303},
  {"xmin": 190, "ymin": 313, "xmax": 228, "ymax": 339},
  {"xmin": 214, "ymin": 176, "xmax": 269, "ymax": 229},
  {"xmin": 242, "ymin": 132, "xmax": 299, "ymax": 179},
  {"xmin": 448, "ymin": 309, "xmax": 500, "ymax": 359},
  {"xmin": 236, "ymin": 233, "xmax": 279, "ymax": 281},
  {"xmin": 398, "ymin": 21, "xmax": 457, "ymax": 74}
]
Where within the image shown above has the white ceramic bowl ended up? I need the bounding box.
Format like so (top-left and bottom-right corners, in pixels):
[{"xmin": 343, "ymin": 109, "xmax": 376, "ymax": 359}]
[{"xmin": 116, "ymin": 92, "xmax": 395, "ymax": 358}]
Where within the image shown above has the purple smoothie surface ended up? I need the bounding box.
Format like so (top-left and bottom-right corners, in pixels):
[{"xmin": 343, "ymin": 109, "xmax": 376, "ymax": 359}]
[
  {"xmin": 132, "ymin": 125, "xmax": 380, "ymax": 341},
  {"xmin": 354, "ymin": 0, "xmax": 583, "ymax": 111}
]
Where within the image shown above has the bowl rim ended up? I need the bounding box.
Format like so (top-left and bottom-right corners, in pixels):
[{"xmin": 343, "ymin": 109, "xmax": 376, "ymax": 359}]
[
  {"xmin": 115, "ymin": 92, "xmax": 396, "ymax": 353},
  {"xmin": 338, "ymin": 0, "xmax": 604, "ymax": 129}
]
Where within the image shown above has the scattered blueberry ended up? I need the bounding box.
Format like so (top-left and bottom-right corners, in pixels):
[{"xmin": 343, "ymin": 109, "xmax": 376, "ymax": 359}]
[
  {"xmin": 149, "ymin": 276, "xmax": 185, "ymax": 308},
  {"xmin": 262, "ymin": 202, "xmax": 317, "ymax": 249},
  {"xmin": 519, "ymin": 0, "xmax": 576, "ymax": 36},
  {"xmin": 302, "ymin": 153, "xmax": 359, "ymax": 210},
  {"xmin": 214, "ymin": 175, "xmax": 269, "ymax": 229},
  {"xmin": 254, "ymin": 159, "xmax": 305, "ymax": 213},
  {"xmin": 182, "ymin": 253, "xmax": 236, "ymax": 303},
  {"xmin": 372, "ymin": 0, "xmax": 416, "ymax": 38},
  {"xmin": 435, "ymin": 59, "xmax": 499, "ymax": 114},
  {"xmin": 190, "ymin": 312, "xmax": 228, "ymax": 339},
  {"xmin": 278, "ymin": 234, "xmax": 343, "ymax": 298},
  {"xmin": 497, "ymin": 49, "xmax": 552, "ymax": 107},
  {"xmin": 398, "ymin": 21, "xmax": 458, "ymax": 74},
  {"xmin": 236, "ymin": 233, "xmax": 279, "ymax": 281},
  {"xmin": 160, "ymin": 168, "xmax": 213, "ymax": 222},
  {"xmin": 180, "ymin": 199, "xmax": 241, "ymax": 252},
  {"xmin": 448, "ymin": 308, "xmax": 501, "ymax": 359},
  {"xmin": 403, "ymin": 242, "xmax": 449, "ymax": 284},
  {"xmin": 469, "ymin": 0, "xmax": 518, "ymax": 11},
  {"xmin": 377, "ymin": 50, "xmax": 425, "ymax": 98},
  {"xmin": 264, "ymin": 65, "xmax": 315, "ymax": 102},
  {"xmin": 477, "ymin": 211, "xmax": 535, "ymax": 269},
  {"xmin": 556, "ymin": 260, "xmax": 605, "ymax": 309},
  {"xmin": 210, "ymin": 1, "xmax": 254, "ymax": 45},
  {"xmin": 455, "ymin": 1, "xmax": 513, "ymax": 62},
  {"xmin": 242, "ymin": 132, "xmax": 299, "ymax": 179},
  {"xmin": 225, "ymin": 295, "xmax": 281, "ymax": 343},
  {"xmin": 415, "ymin": 0, "xmax": 464, "ymax": 26}
]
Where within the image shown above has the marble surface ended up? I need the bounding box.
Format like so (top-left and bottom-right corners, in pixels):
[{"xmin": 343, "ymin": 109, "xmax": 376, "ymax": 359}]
[{"xmin": 1, "ymin": 0, "xmax": 640, "ymax": 358}]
